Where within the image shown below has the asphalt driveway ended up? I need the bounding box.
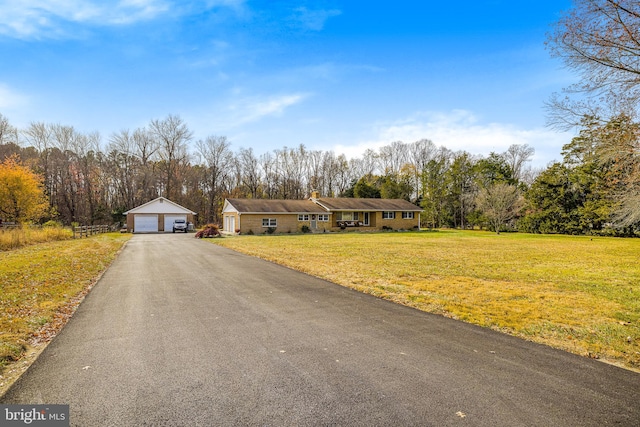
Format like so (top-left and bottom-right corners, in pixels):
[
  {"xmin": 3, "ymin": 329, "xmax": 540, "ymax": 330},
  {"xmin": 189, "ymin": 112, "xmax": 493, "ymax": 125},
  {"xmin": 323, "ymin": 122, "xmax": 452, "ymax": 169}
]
[{"xmin": 2, "ymin": 233, "xmax": 639, "ymax": 426}]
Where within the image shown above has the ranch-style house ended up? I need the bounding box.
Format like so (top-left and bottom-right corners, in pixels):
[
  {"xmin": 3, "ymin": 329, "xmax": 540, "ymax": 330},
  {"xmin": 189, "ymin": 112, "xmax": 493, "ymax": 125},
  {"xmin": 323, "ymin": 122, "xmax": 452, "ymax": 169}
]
[{"xmin": 222, "ymin": 192, "xmax": 422, "ymax": 234}]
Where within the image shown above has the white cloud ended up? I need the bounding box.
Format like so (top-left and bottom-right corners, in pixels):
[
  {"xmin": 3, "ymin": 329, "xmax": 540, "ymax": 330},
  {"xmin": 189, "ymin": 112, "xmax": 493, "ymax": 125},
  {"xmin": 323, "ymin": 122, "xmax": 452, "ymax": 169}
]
[
  {"xmin": 333, "ymin": 110, "xmax": 573, "ymax": 167},
  {"xmin": 0, "ymin": 0, "xmax": 165, "ymax": 38},
  {"xmin": 0, "ymin": 0, "xmax": 244, "ymax": 39}
]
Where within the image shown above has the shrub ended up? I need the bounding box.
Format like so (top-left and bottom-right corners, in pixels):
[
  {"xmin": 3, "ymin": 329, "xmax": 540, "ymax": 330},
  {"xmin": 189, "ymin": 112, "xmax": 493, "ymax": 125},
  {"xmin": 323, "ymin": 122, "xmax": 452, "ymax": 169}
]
[
  {"xmin": 195, "ymin": 224, "xmax": 221, "ymax": 238},
  {"xmin": 301, "ymin": 225, "xmax": 311, "ymax": 233}
]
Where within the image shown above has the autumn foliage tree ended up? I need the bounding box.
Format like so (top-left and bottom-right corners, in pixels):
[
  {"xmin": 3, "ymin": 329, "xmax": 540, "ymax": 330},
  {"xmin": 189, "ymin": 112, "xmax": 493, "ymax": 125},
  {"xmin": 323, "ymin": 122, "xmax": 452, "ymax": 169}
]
[{"xmin": 0, "ymin": 155, "xmax": 49, "ymax": 224}]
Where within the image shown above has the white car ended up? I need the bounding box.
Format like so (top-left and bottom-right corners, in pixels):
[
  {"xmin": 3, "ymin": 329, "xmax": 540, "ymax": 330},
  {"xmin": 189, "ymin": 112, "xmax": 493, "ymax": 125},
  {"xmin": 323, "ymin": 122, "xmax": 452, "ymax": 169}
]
[{"xmin": 172, "ymin": 219, "xmax": 188, "ymax": 233}]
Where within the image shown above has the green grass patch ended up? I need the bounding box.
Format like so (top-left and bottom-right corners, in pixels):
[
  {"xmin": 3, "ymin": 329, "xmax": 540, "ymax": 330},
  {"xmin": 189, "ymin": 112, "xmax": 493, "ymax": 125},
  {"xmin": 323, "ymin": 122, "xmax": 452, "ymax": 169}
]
[
  {"xmin": 213, "ymin": 230, "xmax": 640, "ymax": 370},
  {"xmin": 0, "ymin": 233, "xmax": 130, "ymax": 371}
]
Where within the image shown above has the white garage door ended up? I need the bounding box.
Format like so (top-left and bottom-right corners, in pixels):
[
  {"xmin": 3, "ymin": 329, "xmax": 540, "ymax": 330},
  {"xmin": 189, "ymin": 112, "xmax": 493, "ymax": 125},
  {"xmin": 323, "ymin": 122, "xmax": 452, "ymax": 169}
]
[
  {"xmin": 134, "ymin": 215, "xmax": 158, "ymax": 233},
  {"xmin": 164, "ymin": 215, "xmax": 187, "ymax": 232}
]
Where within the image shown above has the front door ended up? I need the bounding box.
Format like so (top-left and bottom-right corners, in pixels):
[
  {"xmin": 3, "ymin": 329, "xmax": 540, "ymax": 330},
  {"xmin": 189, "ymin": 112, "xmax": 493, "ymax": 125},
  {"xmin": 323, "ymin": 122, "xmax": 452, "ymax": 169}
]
[
  {"xmin": 225, "ymin": 216, "xmax": 235, "ymax": 233},
  {"xmin": 310, "ymin": 215, "xmax": 317, "ymax": 230},
  {"xmin": 363, "ymin": 212, "xmax": 370, "ymax": 226}
]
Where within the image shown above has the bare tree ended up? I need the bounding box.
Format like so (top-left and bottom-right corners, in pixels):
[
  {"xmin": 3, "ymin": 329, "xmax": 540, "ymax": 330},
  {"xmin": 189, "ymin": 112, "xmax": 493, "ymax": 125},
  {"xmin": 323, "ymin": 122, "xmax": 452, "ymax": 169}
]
[
  {"xmin": 318, "ymin": 151, "xmax": 349, "ymax": 197},
  {"xmin": 107, "ymin": 130, "xmax": 139, "ymax": 208},
  {"xmin": 546, "ymin": 0, "xmax": 640, "ymax": 128},
  {"xmin": 361, "ymin": 149, "xmax": 380, "ymax": 176},
  {"xmin": 237, "ymin": 147, "xmax": 262, "ymax": 198},
  {"xmin": 23, "ymin": 122, "xmax": 54, "ymax": 198},
  {"xmin": 0, "ymin": 113, "xmax": 18, "ymax": 145},
  {"xmin": 306, "ymin": 149, "xmax": 325, "ymax": 196},
  {"xmin": 196, "ymin": 135, "xmax": 233, "ymax": 223},
  {"xmin": 408, "ymin": 138, "xmax": 437, "ymax": 199},
  {"xmin": 503, "ymin": 144, "xmax": 535, "ymax": 183},
  {"xmin": 149, "ymin": 115, "xmax": 193, "ymax": 200},
  {"xmin": 379, "ymin": 141, "xmax": 409, "ymax": 176},
  {"xmin": 333, "ymin": 154, "xmax": 352, "ymax": 196},
  {"xmin": 260, "ymin": 151, "xmax": 278, "ymax": 199},
  {"xmin": 613, "ymin": 191, "xmax": 640, "ymax": 226},
  {"xmin": 593, "ymin": 114, "xmax": 640, "ymax": 226},
  {"xmin": 132, "ymin": 127, "xmax": 159, "ymax": 203},
  {"xmin": 75, "ymin": 131, "xmax": 103, "ymax": 223},
  {"xmin": 272, "ymin": 145, "xmax": 308, "ymax": 199},
  {"xmin": 476, "ymin": 182, "xmax": 523, "ymax": 233}
]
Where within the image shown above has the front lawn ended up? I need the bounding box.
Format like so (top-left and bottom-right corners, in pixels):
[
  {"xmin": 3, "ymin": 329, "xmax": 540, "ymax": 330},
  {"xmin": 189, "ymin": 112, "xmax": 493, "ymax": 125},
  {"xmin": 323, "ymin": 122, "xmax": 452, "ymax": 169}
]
[{"xmin": 213, "ymin": 230, "xmax": 640, "ymax": 370}]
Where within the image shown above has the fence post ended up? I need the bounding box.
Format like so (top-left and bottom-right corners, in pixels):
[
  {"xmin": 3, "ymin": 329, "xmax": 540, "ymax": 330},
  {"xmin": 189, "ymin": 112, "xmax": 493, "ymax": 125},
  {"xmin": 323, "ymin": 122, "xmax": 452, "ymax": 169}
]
[{"xmin": 73, "ymin": 224, "xmax": 112, "ymax": 238}]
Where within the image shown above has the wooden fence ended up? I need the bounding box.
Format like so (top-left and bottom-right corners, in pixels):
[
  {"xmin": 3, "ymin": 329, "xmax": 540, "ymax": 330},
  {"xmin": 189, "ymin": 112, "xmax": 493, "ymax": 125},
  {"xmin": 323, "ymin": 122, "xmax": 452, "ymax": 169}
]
[{"xmin": 73, "ymin": 225, "xmax": 112, "ymax": 238}]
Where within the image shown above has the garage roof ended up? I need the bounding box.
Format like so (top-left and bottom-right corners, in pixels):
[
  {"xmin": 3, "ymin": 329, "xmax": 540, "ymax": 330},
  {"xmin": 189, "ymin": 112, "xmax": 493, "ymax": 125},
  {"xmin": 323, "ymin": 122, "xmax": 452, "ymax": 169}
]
[{"xmin": 124, "ymin": 197, "xmax": 196, "ymax": 215}]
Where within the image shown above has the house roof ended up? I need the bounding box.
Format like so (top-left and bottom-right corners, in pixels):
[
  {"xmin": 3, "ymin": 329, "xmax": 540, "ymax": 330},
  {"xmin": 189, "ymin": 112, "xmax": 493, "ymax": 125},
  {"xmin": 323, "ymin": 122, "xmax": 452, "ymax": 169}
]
[
  {"xmin": 314, "ymin": 198, "xmax": 422, "ymax": 212},
  {"xmin": 224, "ymin": 197, "xmax": 423, "ymax": 214},
  {"xmin": 224, "ymin": 198, "xmax": 327, "ymax": 214},
  {"xmin": 124, "ymin": 197, "xmax": 196, "ymax": 215}
]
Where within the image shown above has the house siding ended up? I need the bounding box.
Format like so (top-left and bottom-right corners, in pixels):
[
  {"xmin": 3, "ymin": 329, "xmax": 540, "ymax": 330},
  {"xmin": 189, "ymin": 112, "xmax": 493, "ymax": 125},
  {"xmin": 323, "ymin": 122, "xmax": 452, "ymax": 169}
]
[
  {"xmin": 238, "ymin": 214, "xmax": 304, "ymax": 234},
  {"xmin": 374, "ymin": 211, "xmax": 420, "ymax": 230},
  {"xmin": 222, "ymin": 212, "xmax": 333, "ymax": 234}
]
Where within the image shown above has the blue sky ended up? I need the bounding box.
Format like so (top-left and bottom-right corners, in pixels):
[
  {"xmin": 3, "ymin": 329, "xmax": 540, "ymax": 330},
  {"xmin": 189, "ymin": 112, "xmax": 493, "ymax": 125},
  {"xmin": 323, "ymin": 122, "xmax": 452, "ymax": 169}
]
[{"xmin": 0, "ymin": 0, "xmax": 575, "ymax": 166}]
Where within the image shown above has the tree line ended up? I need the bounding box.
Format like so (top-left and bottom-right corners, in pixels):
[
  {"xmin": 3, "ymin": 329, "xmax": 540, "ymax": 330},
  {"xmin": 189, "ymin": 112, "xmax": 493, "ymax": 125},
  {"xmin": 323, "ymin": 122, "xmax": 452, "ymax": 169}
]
[{"xmin": 1, "ymin": 112, "xmax": 638, "ymax": 235}]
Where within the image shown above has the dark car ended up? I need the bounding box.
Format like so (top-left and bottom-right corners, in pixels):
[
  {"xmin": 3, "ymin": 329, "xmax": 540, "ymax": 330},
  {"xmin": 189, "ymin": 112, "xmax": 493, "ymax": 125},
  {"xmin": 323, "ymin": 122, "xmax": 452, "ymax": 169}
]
[{"xmin": 173, "ymin": 219, "xmax": 188, "ymax": 233}]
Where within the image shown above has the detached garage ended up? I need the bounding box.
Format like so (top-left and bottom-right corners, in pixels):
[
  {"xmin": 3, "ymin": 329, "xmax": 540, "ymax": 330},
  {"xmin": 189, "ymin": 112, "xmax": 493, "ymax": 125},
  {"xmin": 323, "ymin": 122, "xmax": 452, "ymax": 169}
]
[{"xmin": 124, "ymin": 197, "xmax": 197, "ymax": 233}]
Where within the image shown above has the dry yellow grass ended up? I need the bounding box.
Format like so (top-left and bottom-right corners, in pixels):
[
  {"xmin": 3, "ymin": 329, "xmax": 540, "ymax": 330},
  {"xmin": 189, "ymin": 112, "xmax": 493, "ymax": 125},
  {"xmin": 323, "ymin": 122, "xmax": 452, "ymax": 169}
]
[
  {"xmin": 213, "ymin": 230, "xmax": 640, "ymax": 370},
  {"xmin": 0, "ymin": 233, "xmax": 131, "ymax": 371},
  {"xmin": 0, "ymin": 227, "xmax": 72, "ymax": 251}
]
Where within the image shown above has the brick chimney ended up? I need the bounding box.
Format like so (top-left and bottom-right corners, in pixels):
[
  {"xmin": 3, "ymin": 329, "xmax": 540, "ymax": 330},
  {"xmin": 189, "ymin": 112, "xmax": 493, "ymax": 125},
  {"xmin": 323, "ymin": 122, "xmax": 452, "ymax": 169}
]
[{"xmin": 310, "ymin": 190, "xmax": 319, "ymax": 200}]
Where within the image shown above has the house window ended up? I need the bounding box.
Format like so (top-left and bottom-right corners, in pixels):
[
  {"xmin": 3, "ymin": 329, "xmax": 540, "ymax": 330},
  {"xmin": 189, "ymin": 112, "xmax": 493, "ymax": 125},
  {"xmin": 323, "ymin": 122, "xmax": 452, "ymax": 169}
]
[
  {"xmin": 402, "ymin": 212, "xmax": 414, "ymax": 219},
  {"xmin": 318, "ymin": 214, "xmax": 329, "ymax": 222},
  {"xmin": 382, "ymin": 211, "xmax": 395, "ymax": 219},
  {"xmin": 298, "ymin": 214, "xmax": 310, "ymax": 221},
  {"xmin": 336, "ymin": 212, "xmax": 358, "ymax": 221},
  {"xmin": 262, "ymin": 218, "xmax": 277, "ymax": 227}
]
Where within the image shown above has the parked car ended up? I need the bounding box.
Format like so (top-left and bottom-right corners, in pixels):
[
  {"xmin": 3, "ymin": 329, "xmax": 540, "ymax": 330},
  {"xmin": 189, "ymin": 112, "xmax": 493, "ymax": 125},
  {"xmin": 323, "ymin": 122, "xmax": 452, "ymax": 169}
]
[{"xmin": 173, "ymin": 219, "xmax": 188, "ymax": 233}]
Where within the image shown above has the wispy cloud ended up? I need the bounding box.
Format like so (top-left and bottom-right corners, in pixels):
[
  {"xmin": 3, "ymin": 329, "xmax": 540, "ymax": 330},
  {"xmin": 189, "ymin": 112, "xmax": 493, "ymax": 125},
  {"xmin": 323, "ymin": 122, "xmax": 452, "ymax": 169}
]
[
  {"xmin": 226, "ymin": 93, "xmax": 309, "ymax": 126},
  {"xmin": 334, "ymin": 110, "xmax": 573, "ymax": 167},
  {"xmin": 288, "ymin": 7, "xmax": 341, "ymax": 31},
  {"xmin": 0, "ymin": 0, "xmax": 244, "ymax": 39}
]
